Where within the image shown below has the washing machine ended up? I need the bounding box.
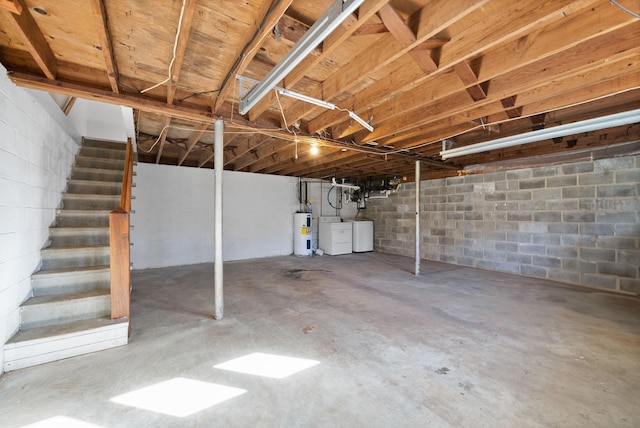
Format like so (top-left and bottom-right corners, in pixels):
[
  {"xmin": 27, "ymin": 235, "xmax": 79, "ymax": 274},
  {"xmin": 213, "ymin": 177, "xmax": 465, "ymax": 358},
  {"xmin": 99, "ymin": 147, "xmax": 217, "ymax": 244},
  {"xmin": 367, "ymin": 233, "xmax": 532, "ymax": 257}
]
[
  {"xmin": 348, "ymin": 220, "xmax": 374, "ymax": 252},
  {"xmin": 318, "ymin": 216, "xmax": 352, "ymax": 255}
]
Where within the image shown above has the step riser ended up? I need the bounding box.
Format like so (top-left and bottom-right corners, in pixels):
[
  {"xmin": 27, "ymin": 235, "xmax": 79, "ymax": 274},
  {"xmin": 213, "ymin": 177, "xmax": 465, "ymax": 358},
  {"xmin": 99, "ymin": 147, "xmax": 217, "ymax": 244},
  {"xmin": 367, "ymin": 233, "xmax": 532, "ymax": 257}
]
[
  {"xmin": 56, "ymin": 213, "xmax": 110, "ymax": 227},
  {"xmin": 79, "ymin": 147, "xmax": 126, "ymax": 160},
  {"xmin": 3, "ymin": 319, "xmax": 128, "ymax": 372},
  {"xmin": 71, "ymin": 169, "xmax": 123, "ymax": 182},
  {"xmin": 83, "ymin": 139, "xmax": 127, "ymax": 150},
  {"xmin": 49, "ymin": 232, "xmax": 110, "ymax": 247},
  {"xmin": 67, "ymin": 182, "xmax": 122, "ymax": 195},
  {"xmin": 41, "ymin": 252, "xmax": 110, "ymax": 270},
  {"xmin": 75, "ymin": 157, "xmax": 124, "ymax": 171},
  {"xmin": 20, "ymin": 295, "xmax": 111, "ymax": 330},
  {"xmin": 62, "ymin": 196, "xmax": 119, "ymax": 210},
  {"xmin": 33, "ymin": 271, "xmax": 110, "ymax": 297}
]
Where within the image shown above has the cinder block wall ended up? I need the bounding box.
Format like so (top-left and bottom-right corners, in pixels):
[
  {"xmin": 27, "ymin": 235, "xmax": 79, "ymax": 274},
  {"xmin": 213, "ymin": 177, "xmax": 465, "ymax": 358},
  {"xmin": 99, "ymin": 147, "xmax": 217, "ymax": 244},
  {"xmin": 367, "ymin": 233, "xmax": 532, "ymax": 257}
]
[
  {"xmin": 367, "ymin": 156, "xmax": 640, "ymax": 294},
  {"xmin": 0, "ymin": 65, "xmax": 79, "ymax": 372}
]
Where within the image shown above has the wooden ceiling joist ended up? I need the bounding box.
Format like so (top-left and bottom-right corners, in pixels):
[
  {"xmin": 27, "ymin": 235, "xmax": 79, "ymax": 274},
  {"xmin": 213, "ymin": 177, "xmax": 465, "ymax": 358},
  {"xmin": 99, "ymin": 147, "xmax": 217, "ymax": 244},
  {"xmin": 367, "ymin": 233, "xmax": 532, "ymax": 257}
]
[
  {"xmin": 9, "ymin": 0, "xmax": 56, "ymax": 79},
  {"xmin": 246, "ymin": 0, "xmax": 392, "ymax": 121},
  {"xmin": 213, "ymin": 0, "xmax": 294, "ymax": 112},
  {"xmin": 90, "ymin": 0, "xmax": 119, "ymax": 93},
  {"xmin": 167, "ymin": 0, "xmax": 198, "ymax": 105},
  {"xmin": 156, "ymin": 116, "xmax": 172, "ymax": 164},
  {"xmin": 1, "ymin": 0, "xmax": 21, "ymax": 14},
  {"xmin": 376, "ymin": 4, "xmax": 438, "ymax": 74},
  {"xmin": 178, "ymin": 122, "xmax": 210, "ymax": 165}
]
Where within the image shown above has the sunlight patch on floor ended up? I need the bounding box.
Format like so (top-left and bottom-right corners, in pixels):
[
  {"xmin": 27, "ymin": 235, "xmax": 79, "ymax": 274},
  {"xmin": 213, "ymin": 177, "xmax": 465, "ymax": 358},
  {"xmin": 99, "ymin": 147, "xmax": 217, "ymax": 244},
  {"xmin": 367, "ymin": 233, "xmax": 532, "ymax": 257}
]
[
  {"xmin": 214, "ymin": 352, "xmax": 320, "ymax": 379},
  {"xmin": 21, "ymin": 415, "xmax": 105, "ymax": 428},
  {"xmin": 110, "ymin": 377, "xmax": 247, "ymax": 417}
]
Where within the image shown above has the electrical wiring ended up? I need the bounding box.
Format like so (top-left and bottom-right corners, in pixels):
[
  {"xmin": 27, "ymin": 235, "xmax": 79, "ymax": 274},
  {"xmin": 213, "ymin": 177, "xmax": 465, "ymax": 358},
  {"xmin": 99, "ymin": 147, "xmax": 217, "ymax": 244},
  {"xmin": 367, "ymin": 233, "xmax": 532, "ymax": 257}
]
[
  {"xmin": 610, "ymin": 0, "xmax": 640, "ymax": 18},
  {"xmin": 327, "ymin": 185, "xmax": 342, "ymax": 210},
  {"xmin": 139, "ymin": 0, "xmax": 188, "ymax": 94}
]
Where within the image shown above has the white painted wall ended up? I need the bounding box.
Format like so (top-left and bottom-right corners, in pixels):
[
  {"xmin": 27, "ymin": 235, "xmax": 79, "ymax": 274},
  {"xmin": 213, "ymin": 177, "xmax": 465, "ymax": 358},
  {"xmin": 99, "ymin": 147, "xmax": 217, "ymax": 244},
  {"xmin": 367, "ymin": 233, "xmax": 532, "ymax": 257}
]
[
  {"xmin": 0, "ymin": 64, "xmax": 80, "ymax": 373},
  {"xmin": 131, "ymin": 163, "xmax": 299, "ymax": 269}
]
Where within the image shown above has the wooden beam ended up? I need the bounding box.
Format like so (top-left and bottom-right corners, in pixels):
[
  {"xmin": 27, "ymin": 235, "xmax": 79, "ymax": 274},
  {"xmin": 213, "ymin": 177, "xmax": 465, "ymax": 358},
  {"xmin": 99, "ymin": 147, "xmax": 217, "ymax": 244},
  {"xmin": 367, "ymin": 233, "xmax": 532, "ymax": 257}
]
[
  {"xmin": 500, "ymin": 96, "xmax": 522, "ymax": 119},
  {"xmin": 246, "ymin": 0, "xmax": 392, "ymax": 121},
  {"xmin": 156, "ymin": 116, "xmax": 172, "ymax": 163},
  {"xmin": 90, "ymin": 0, "xmax": 119, "ymax": 93},
  {"xmin": 313, "ymin": 0, "xmax": 609, "ymax": 136},
  {"xmin": 1, "ymin": 0, "xmax": 21, "ymax": 13},
  {"xmin": 377, "ymin": 4, "xmax": 437, "ymax": 74},
  {"xmin": 178, "ymin": 122, "xmax": 210, "ymax": 165},
  {"xmin": 167, "ymin": 0, "xmax": 198, "ymax": 104},
  {"xmin": 213, "ymin": 0, "xmax": 293, "ymax": 112},
  {"xmin": 62, "ymin": 97, "xmax": 76, "ymax": 115},
  {"xmin": 9, "ymin": 0, "xmax": 57, "ymax": 79},
  {"xmin": 453, "ymin": 60, "xmax": 487, "ymax": 101},
  {"xmin": 7, "ymin": 71, "xmax": 293, "ymax": 132},
  {"xmin": 339, "ymin": 7, "xmax": 640, "ymax": 142}
]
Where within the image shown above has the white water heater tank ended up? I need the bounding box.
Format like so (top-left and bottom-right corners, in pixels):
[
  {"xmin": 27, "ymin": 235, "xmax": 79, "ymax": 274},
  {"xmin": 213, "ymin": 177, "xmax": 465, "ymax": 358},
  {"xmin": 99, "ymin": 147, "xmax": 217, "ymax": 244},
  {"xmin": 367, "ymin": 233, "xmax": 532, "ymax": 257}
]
[{"xmin": 293, "ymin": 213, "xmax": 312, "ymax": 256}]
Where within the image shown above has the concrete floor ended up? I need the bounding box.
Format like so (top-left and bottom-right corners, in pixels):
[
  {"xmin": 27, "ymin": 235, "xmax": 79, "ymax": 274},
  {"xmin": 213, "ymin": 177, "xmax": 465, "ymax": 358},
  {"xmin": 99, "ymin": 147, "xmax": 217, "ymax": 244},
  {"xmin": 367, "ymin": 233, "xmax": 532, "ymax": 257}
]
[{"xmin": 1, "ymin": 252, "xmax": 639, "ymax": 427}]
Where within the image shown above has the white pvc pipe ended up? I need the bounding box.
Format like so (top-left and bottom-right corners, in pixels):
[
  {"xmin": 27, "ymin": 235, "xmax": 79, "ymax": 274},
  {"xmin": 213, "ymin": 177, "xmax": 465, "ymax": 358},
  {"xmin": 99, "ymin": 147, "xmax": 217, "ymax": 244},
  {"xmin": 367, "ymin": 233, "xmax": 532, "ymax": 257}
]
[
  {"xmin": 440, "ymin": 108, "xmax": 640, "ymax": 159},
  {"xmin": 214, "ymin": 120, "xmax": 224, "ymax": 319},
  {"xmin": 415, "ymin": 160, "xmax": 421, "ymax": 276}
]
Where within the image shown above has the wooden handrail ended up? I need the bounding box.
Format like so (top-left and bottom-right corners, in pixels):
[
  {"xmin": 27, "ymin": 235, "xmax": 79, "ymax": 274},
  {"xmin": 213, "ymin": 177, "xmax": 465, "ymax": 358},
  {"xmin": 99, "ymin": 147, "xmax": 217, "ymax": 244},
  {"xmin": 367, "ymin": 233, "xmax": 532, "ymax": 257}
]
[{"xmin": 110, "ymin": 138, "xmax": 133, "ymax": 322}]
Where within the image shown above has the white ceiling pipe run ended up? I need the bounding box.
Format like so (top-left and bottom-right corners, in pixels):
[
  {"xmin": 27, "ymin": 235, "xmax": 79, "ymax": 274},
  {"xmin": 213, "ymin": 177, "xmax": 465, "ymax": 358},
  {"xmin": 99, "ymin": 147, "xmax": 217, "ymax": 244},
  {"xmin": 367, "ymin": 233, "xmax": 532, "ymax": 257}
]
[
  {"xmin": 239, "ymin": 0, "xmax": 365, "ymax": 115},
  {"xmin": 440, "ymin": 108, "xmax": 640, "ymax": 160}
]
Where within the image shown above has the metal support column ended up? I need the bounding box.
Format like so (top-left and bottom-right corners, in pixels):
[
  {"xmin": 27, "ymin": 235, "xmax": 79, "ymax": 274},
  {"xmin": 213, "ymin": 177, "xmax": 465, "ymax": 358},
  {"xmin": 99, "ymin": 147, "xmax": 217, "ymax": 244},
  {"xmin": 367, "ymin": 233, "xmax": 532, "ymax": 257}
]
[
  {"xmin": 415, "ymin": 160, "xmax": 421, "ymax": 276},
  {"xmin": 214, "ymin": 119, "xmax": 224, "ymax": 319}
]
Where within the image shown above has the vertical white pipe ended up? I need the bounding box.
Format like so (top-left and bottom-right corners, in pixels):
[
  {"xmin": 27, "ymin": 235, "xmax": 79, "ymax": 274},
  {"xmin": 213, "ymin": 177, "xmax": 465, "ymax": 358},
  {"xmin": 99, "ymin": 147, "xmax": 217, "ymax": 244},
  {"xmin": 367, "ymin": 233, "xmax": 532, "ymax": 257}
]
[
  {"xmin": 415, "ymin": 160, "xmax": 421, "ymax": 276},
  {"xmin": 214, "ymin": 120, "xmax": 224, "ymax": 319}
]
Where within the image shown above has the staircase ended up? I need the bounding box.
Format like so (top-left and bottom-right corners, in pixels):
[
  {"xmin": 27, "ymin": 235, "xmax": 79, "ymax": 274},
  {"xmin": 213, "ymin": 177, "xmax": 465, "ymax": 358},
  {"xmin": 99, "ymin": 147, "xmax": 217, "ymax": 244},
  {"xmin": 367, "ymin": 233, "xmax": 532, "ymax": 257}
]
[{"xmin": 3, "ymin": 138, "xmax": 130, "ymax": 372}]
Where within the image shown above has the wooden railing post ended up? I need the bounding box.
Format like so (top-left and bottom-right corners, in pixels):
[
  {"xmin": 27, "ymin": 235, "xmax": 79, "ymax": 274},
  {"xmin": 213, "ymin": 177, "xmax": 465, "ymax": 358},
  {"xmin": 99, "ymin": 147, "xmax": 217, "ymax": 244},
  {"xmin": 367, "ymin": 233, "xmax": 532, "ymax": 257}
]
[
  {"xmin": 110, "ymin": 138, "xmax": 134, "ymax": 322},
  {"xmin": 110, "ymin": 207, "xmax": 130, "ymax": 319}
]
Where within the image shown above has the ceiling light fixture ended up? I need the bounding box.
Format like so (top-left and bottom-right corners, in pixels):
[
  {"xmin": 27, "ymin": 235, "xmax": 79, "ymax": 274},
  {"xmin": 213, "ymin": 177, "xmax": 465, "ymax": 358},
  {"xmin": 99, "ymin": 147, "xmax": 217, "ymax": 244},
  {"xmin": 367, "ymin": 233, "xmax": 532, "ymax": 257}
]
[
  {"xmin": 237, "ymin": 74, "xmax": 374, "ymax": 133},
  {"xmin": 277, "ymin": 88, "xmax": 336, "ymax": 110},
  {"xmin": 349, "ymin": 111, "xmax": 374, "ymax": 132},
  {"xmin": 239, "ymin": 0, "xmax": 365, "ymax": 115},
  {"xmin": 440, "ymin": 108, "xmax": 640, "ymax": 160},
  {"xmin": 310, "ymin": 142, "xmax": 319, "ymax": 155}
]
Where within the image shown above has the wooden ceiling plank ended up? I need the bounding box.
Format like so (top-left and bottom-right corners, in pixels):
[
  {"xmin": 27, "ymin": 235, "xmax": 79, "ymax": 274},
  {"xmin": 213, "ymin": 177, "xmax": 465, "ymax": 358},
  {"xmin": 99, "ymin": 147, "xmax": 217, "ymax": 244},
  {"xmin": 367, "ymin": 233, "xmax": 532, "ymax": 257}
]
[
  {"xmin": 364, "ymin": 44, "xmax": 640, "ymax": 142},
  {"xmin": 288, "ymin": 0, "xmax": 487, "ymax": 126},
  {"xmin": 167, "ymin": 0, "xmax": 198, "ymax": 104},
  {"xmin": 198, "ymin": 149, "xmax": 214, "ymax": 168},
  {"xmin": 178, "ymin": 122, "xmax": 211, "ymax": 166},
  {"xmin": 213, "ymin": 0, "xmax": 294, "ymax": 112},
  {"xmin": 320, "ymin": 0, "xmax": 489, "ymax": 103},
  {"xmin": 354, "ymin": 16, "xmax": 640, "ymax": 141},
  {"xmin": 314, "ymin": 0, "xmax": 616, "ymax": 136},
  {"xmin": 246, "ymin": 0, "xmax": 392, "ymax": 121},
  {"xmin": 437, "ymin": 0, "xmax": 600, "ymax": 69},
  {"xmin": 242, "ymin": 140, "xmax": 293, "ymax": 172},
  {"xmin": 156, "ymin": 116, "xmax": 172, "ymax": 164},
  {"xmin": 223, "ymin": 134, "xmax": 265, "ymax": 166},
  {"xmin": 90, "ymin": 0, "xmax": 119, "ymax": 93},
  {"xmin": 352, "ymin": 22, "xmax": 387, "ymax": 36},
  {"xmin": 1, "ymin": 0, "xmax": 21, "ymax": 13},
  {"xmin": 9, "ymin": 0, "xmax": 57, "ymax": 79},
  {"xmin": 275, "ymin": 14, "xmax": 321, "ymax": 56}
]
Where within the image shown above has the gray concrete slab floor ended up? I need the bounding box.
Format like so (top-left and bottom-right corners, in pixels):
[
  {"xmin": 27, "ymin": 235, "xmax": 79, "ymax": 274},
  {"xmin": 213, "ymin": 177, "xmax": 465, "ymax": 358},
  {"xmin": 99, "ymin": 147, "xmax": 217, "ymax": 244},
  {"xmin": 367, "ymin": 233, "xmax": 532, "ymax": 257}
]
[{"xmin": 1, "ymin": 252, "xmax": 639, "ymax": 427}]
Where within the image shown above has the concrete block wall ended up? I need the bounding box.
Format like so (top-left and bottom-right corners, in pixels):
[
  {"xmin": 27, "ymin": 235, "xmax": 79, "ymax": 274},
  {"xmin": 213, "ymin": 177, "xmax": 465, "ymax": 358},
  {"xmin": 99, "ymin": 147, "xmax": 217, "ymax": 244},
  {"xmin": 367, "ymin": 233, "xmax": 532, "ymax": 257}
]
[
  {"xmin": 367, "ymin": 156, "xmax": 640, "ymax": 294},
  {"xmin": 0, "ymin": 64, "xmax": 80, "ymax": 371}
]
